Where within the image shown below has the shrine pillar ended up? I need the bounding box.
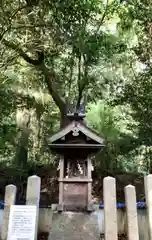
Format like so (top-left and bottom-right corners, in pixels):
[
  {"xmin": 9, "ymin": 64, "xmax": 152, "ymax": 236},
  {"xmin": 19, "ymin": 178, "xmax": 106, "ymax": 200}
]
[{"xmin": 58, "ymin": 156, "xmax": 64, "ymax": 211}]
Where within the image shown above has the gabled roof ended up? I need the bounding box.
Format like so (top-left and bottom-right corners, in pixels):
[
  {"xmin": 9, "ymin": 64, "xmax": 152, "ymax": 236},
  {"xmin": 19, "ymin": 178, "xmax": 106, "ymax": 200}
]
[{"xmin": 47, "ymin": 121, "xmax": 104, "ymax": 145}]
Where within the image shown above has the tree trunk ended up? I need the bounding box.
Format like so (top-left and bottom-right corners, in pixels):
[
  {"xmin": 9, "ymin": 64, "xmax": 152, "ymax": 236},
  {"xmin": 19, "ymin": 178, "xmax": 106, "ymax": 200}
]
[{"xmin": 14, "ymin": 108, "xmax": 31, "ymax": 166}]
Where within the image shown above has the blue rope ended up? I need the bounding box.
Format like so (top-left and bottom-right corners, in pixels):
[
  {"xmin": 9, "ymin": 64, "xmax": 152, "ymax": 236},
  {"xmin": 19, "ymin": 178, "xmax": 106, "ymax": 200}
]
[
  {"xmin": 0, "ymin": 200, "xmax": 147, "ymax": 209},
  {"xmin": 97, "ymin": 202, "xmax": 146, "ymax": 209}
]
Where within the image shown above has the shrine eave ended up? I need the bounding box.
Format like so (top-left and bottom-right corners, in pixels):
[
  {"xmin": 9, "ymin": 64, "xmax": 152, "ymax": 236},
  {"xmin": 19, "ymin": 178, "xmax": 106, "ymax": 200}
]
[{"xmin": 48, "ymin": 143, "xmax": 104, "ymax": 148}]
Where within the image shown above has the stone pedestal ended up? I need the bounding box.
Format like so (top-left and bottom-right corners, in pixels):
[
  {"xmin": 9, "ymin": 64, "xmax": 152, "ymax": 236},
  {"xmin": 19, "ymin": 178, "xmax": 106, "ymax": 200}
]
[{"xmin": 48, "ymin": 211, "xmax": 100, "ymax": 240}]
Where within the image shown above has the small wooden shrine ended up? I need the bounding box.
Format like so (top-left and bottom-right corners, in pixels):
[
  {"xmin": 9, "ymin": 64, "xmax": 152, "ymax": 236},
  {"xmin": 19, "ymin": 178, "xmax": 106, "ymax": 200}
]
[{"xmin": 48, "ymin": 111, "xmax": 104, "ymax": 211}]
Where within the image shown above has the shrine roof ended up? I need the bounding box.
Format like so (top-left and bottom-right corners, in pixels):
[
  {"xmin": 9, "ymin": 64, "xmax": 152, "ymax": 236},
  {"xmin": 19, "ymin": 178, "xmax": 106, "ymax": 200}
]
[{"xmin": 47, "ymin": 120, "xmax": 104, "ymax": 145}]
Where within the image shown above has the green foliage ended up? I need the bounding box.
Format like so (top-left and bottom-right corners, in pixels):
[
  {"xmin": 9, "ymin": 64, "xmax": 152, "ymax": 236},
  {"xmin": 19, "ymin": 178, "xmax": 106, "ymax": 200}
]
[
  {"xmin": 0, "ymin": 0, "xmax": 151, "ymax": 178},
  {"xmin": 112, "ymin": 0, "xmax": 152, "ymax": 173},
  {"xmin": 86, "ymin": 101, "xmax": 139, "ymax": 172}
]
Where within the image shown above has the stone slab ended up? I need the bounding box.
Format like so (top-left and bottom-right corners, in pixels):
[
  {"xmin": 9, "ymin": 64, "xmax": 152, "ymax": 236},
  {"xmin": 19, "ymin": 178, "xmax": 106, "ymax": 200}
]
[{"xmin": 48, "ymin": 211, "xmax": 100, "ymax": 240}]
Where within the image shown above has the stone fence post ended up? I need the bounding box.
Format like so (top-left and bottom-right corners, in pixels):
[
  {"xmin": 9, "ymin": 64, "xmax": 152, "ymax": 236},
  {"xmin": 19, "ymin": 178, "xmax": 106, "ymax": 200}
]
[
  {"xmin": 125, "ymin": 185, "xmax": 139, "ymax": 240},
  {"xmin": 26, "ymin": 175, "xmax": 41, "ymax": 240},
  {"xmin": 1, "ymin": 185, "xmax": 17, "ymax": 240},
  {"xmin": 103, "ymin": 176, "xmax": 118, "ymax": 240},
  {"xmin": 144, "ymin": 174, "xmax": 152, "ymax": 240}
]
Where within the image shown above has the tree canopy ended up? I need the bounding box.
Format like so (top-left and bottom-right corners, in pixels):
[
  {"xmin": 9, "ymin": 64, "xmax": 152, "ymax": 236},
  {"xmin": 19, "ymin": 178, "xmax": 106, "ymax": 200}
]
[{"xmin": 0, "ymin": 0, "xmax": 152, "ymax": 181}]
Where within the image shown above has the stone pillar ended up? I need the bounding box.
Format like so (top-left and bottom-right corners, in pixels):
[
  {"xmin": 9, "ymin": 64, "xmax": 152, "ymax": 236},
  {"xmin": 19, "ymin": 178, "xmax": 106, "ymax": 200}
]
[
  {"xmin": 144, "ymin": 174, "xmax": 152, "ymax": 240},
  {"xmin": 87, "ymin": 158, "xmax": 92, "ymax": 211},
  {"xmin": 1, "ymin": 184, "xmax": 17, "ymax": 240},
  {"xmin": 58, "ymin": 156, "xmax": 64, "ymax": 211},
  {"xmin": 103, "ymin": 177, "xmax": 117, "ymax": 240},
  {"xmin": 125, "ymin": 185, "xmax": 139, "ymax": 240},
  {"xmin": 26, "ymin": 175, "xmax": 41, "ymax": 240}
]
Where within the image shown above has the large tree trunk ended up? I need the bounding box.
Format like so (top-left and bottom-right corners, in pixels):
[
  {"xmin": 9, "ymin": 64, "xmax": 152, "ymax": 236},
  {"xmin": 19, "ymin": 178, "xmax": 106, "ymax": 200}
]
[
  {"xmin": 2, "ymin": 40, "xmax": 77, "ymax": 129},
  {"xmin": 15, "ymin": 108, "xmax": 31, "ymax": 166},
  {"xmin": 2, "ymin": 40, "xmax": 86, "ymax": 128}
]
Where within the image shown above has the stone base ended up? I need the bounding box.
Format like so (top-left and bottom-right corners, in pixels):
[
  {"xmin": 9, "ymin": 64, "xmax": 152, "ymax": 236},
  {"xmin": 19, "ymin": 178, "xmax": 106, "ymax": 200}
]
[
  {"xmin": 48, "ymin": 211, "xmax": 100, "ymax": 240},
  {"xmin": 87, "ymin": 204, "xmax": 94, "ymax": 212},
  {"xmin": 57, "ymin": 204, "xmax": 63, "ymax": 212}
]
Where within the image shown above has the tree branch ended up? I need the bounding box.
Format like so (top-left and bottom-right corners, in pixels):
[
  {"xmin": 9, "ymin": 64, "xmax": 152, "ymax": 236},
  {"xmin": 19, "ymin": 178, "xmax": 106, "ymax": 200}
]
[
  {"xmin": 11, "ymin": 23, "xmax": 52, "ymax": 29},
  {"xmin": 2, "ymin": 39, "xmax": 66, "ymax": 114},
  {"xmin": 76, "ymin": 54, "xmax": 88, "ymax": 110},
  {"xmin": 76, "ymin": 55, "xmax": 83, "ymax": 110},
  {"xmin": 3, "ymin": 39, "xmax": 43, "ymax": 65},
  {"xmin": 38, "ymin": 64, "xmax": 66, "ymax": 114},
  {"xmin": 95, "ymin": 0, "xmax": 109, "ymax": 35},
  {"xmin": 0, "ymin": 4, "xmax": 28, "ymax": 42}
]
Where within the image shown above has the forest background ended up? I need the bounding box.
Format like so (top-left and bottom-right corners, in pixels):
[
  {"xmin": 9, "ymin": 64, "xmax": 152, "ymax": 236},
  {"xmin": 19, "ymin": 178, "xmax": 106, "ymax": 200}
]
[{"xmin": 0, "ymin": 0, "xmax": 151, "ymax": 203}]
